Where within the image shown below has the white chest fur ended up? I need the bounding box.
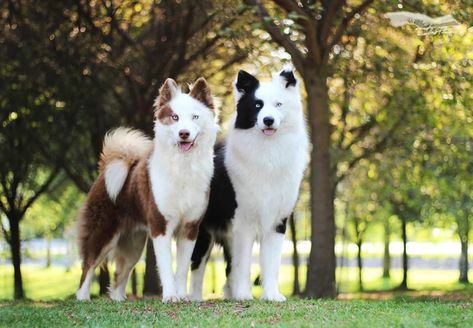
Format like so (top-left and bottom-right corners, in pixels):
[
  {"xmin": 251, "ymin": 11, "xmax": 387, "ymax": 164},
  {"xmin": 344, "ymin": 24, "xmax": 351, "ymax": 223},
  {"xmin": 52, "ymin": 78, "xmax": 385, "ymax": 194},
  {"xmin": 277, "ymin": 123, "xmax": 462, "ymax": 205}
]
[
  {"xmin": 148, "ymin": 144, "xmax": 214, "ymax": 223},
  {"xmin": 225, "ymin": 126, "xmax": 308, "ymax": 233}
]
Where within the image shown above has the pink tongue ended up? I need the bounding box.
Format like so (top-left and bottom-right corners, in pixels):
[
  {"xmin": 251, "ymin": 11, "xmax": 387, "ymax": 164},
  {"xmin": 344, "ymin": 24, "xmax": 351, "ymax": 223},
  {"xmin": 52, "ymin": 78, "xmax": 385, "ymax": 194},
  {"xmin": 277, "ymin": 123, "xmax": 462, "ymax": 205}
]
[
  {"xmin": 263, "ymin": 129, "xmax": 276, "ymax": 136},
  {"xmin": 178, "ymin": 142, "xmax": 193, "ymax": 151}
]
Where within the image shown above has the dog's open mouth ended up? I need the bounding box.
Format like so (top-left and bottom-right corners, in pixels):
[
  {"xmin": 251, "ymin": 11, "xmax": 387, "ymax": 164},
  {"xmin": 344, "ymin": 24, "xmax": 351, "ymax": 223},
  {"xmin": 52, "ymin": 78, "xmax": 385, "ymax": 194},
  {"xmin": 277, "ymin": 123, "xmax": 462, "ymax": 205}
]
[
  {"xmin": 262, "ymin": 128, "xmax": 277, "ymax": 136},
  {"xmin": 177, "ymin": 141, "xmax": 194, "ymax": 151}
]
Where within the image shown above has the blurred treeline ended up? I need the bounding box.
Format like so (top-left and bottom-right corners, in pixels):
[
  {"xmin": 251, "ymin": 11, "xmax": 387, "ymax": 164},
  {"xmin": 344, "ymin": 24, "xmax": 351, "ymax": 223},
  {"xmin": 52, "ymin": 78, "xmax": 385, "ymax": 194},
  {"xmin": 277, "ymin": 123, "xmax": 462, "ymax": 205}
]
[{"xmin": 0, "ymin": 0, "xmax": 472, "ymax": 300}]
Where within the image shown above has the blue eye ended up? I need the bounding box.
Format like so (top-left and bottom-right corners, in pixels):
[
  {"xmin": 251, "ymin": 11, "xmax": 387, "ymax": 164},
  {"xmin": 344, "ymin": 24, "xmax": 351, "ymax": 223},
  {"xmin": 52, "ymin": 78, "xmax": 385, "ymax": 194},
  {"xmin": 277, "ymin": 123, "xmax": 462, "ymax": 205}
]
[
  {"xmin": 171, "ymin": 114, "xmax": 179, "ymax": 121},
  {"xmin": 255, "ymin": 103, "xmax": 262, "ymax": 108}
]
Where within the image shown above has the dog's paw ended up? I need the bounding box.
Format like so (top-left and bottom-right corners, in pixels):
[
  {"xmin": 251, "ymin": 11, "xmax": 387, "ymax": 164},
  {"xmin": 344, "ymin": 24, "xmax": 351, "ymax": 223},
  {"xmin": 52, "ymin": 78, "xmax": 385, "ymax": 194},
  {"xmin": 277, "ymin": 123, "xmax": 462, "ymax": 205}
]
[
  {"xmin": 232, "ymin": 291, "xmax": 253, "ymax": 301},
  {"xmin": 109, "ymin": 289, "xmax": 126, "ymax": 302},
  {"xmin": 177, "ymin": 294, "xmax": 190, "ymax": 302},
  {"xmin": 162, "ymin": 294, "xmax": 180, "ymax": 303},
  {"xmin": 76, "ymin": 290, "xmax": 91, "ymax": 301},
  {"xmin": 189, "ymin": 293, "xmax": 203, "ymax": 302},
  {"xmin": 261, "ymin": 291, "xmax": 286, "ymax": 302}
]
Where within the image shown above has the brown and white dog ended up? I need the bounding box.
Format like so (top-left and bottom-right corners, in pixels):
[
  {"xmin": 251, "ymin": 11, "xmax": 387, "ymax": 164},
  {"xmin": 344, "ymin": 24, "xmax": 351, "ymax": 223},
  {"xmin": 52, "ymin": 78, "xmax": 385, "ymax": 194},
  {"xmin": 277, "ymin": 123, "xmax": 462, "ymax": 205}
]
[{"xmin": 76, "ymin": 78, "xmax": 218, "ymax": 302}]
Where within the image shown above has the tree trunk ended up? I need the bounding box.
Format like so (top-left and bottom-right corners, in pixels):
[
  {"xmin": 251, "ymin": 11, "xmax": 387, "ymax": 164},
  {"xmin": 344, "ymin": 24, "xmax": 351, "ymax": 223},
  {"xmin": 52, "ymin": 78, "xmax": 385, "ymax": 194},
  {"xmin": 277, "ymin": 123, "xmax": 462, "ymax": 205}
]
[
  {"xmin": 399, "ymin": 216, "xmax": 408, "ymax": 290},
  {"xmin": 304, "ymin": 69, "xmax": 336, "ymax": 298},
  {"xmin": 9, "ymin": 217, "xmax": 25, "ymax": 299},
  {"xmin": 356, "ymin": 238, "xmax": 363, "ymax": 292},
  {"xmin": 98, "ymin": 263, "xmax": 110, "ymax": 295},
  {"xmin": 46, "ymin": 236, "xmax": 52, "ymax": 268},
  {"xmin": 383, "ymin": 219, "xmax": 391, "ymax": 278},
  {"xmin": 289, "ymin": 214, "xmax": 300, "ymax": 295},
  {"xmin": 457, "ymin": 214, "xmax": 470, "ymax": 284},
  {"xmin": 459, "ymin": 239, "xmax": 469, "ymax": 284},
  {"xmin": 143, "ymin": 238, "xmax": 162, "ymax": 295}
]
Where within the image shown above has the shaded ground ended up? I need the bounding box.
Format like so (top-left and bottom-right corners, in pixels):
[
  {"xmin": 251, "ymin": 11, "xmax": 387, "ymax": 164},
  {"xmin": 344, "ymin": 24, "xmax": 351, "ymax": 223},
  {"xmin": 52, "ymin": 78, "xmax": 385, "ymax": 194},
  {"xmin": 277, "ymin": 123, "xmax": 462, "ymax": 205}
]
[
  {"xmin": 339, "ymin": 288, "xmax": 473, "ymax": 301},
  {"xmin": 0, "ymin": 298, "xmax": 472, "ymax": 328}
]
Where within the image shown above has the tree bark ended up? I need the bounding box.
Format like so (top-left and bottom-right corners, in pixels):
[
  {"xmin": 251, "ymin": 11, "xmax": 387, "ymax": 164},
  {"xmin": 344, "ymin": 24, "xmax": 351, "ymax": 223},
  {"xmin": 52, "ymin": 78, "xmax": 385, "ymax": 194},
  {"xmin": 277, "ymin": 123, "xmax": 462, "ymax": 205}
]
[
  {"xmin": 46, "ymin": 236, "xmax": 52, "ymax": 268},
  {"xmin": 458, "ymin": 214, "xmax": 470, "ymax": 284},
  {"xmin": 9, "ymin": 216, "xmax": 25, "ymax": 299},
  {"xmin": 143, "ymin": 238, "xmax": 162, "ymax": 295},
  {"xmin": 289, "ymin": 214, "xmax": 300, "ymax": 295},
  {"xmin": 399, "ymin": 216, "xmax": 408, "ymax": 290},
  {"xmin": 383, "ymin": 219, "xmax": 391, "ymax": 278},
  {"xmin": 304, "ymin": 69, "xmax": 336, "ymax": 298},
  {"xmin": 356, "ymin": 238, "xmax": 363, "ymax": 292}
]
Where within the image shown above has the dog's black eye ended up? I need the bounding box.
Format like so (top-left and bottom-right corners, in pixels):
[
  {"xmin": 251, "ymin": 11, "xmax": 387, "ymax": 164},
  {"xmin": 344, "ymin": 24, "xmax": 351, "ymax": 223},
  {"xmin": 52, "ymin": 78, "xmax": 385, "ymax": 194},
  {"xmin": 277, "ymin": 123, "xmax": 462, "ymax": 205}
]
[
  {"xmin": 276, "ymin": 102, "xmax": 282, "ymax": 108},
  {"xmin": 171, "ymin": 114, "xmax": 179, "ymax": 121},
  {"xmin": 192, "ymin": 114, "xmax": 199, "ymax": 120}
]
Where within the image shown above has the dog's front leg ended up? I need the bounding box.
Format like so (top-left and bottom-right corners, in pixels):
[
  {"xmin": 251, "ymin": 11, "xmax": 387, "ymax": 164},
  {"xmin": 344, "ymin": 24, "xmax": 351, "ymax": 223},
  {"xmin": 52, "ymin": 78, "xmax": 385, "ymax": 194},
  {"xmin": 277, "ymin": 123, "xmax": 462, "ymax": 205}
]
[
  {"xmin": 175, "ymin": 233, "xmax": 197, "ymax": 300},
  {"xmin": 260, "ymin": 219, "xmax": 287, "ymax": 301},
  {"xmin": 152, "ymin": 221, "xmax": 178, "ymax": 303},
  {"xmin": 230, "ymin": 217, "xmax": 255, "ymax": 300}
]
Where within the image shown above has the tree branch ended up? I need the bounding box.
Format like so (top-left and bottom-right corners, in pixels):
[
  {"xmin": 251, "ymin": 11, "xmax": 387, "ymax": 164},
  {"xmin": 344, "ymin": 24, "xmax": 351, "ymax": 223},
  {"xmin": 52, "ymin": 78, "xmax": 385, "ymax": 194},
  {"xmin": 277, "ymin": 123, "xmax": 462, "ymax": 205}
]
[
  {"xmin": 245, "ymin": 0, "xmax": 305, "ymax": 71},
  {"xmin": 0, "ymin": 219, "xmax": 10, "ymax": 245},
  {"xmin": 335, "ymin": 117, "xmax": 402, "ymax": 186},
  {"xmin": 19, "ymin": 167, "xmax": 60, "ymax": 218},
  {"xmin": 327, "ymin": 0, "xmax": 374, "ymax": 56}
]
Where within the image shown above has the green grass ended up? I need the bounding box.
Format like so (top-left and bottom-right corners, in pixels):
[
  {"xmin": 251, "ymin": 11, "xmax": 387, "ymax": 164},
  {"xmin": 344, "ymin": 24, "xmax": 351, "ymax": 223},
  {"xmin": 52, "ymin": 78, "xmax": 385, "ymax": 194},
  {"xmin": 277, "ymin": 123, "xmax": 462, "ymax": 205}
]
[
  {"xmin": 0, "ymin": 298, "xmax": 471, "ymax": 327},
  {"xmin": 1, "ymin": 263, "xmax": 472, "ymax": 301}
]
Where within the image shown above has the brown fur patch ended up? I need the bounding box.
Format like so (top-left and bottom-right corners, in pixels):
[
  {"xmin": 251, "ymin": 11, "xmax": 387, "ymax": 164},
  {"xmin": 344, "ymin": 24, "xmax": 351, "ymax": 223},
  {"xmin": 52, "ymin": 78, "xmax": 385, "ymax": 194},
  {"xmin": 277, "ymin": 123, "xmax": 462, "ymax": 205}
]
[
  {"xmin": 78, "ymin": 153, "xmax": 168, "ymax": 273},
  {"xmin": 184, "ymin": 220, "xmax": 202, "ymax": 240},
  {"xmin": 155, "ymin": 104, "xmax": 175, "ymax": 125},
  {"xmin": 190, "ymin": 77, "xmax": 215, "ymax": 113},
  {"xmin": 154, "ymin": 78, "xmax": 178, "ymax": 110}
]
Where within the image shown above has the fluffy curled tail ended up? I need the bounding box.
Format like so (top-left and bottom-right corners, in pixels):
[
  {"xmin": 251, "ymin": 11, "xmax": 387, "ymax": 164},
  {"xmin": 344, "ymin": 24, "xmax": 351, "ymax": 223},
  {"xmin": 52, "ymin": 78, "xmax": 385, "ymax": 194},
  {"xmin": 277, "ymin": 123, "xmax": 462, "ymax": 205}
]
[{"xmin": 99, "ymin": 128, "xmax": 152, "ymax": 202}]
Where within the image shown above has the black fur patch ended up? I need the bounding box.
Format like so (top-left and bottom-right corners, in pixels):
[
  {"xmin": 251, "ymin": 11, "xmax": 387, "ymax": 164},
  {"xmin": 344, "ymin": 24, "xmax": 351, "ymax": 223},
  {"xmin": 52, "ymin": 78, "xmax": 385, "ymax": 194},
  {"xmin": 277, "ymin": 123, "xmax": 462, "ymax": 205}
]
[
  {"xmin": 191, "ymin": 142, "xmax": 237, "ymax": 272},
  {"xmin": 275, "ymin": 217, "xmax": 288, "ymax": 234},
  {"xmin": 191, "ymin": 228, "xmax": 212, "ymax": 271},
  {"xmin": 234, "ymin": 70, "xmax": 263, "ymax": 129},
  {"xmin": 280, "ymin": 70, "xmax": 297, "ymax": 88}
]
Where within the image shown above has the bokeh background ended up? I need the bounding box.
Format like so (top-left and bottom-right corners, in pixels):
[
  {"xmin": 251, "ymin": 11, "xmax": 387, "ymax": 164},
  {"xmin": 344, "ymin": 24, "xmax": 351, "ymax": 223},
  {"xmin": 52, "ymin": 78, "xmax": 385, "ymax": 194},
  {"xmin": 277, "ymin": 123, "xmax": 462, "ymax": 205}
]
[{"xmin": 1, "ymin": 0, "xmax": 472, "ymax": 301}]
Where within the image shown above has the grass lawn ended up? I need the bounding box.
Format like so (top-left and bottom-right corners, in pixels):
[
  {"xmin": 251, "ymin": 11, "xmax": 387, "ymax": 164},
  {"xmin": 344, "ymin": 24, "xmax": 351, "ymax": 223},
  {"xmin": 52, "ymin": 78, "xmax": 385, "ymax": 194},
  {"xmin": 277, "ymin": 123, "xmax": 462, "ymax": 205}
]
[
  {"xmin": 1, "ymin": 263, "xmax": 473, "ymax": 300},
  {"xmin": 1, "ymin": 298, "xmax": 472, "ymax": 327}
]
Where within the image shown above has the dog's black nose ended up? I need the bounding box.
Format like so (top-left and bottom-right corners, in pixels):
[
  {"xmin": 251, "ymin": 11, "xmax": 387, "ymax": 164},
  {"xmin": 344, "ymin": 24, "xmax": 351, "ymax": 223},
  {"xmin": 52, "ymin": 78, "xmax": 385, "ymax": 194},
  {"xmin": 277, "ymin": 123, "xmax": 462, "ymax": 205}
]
[
  {"xmin": 263, "ymin": 116, "xmax": 274, "ymax": 127},
  {"xmin": 179, "ymin": 129, "xmax": 190, "ymax": 139}
]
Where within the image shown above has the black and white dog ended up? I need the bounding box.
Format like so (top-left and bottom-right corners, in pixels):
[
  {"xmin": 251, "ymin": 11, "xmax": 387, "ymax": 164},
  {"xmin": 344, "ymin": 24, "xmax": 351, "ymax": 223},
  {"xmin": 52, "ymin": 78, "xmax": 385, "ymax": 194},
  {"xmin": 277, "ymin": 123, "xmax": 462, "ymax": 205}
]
[{"xmin": 190, "ymin": 68, "xmax": 308, "ymax": 301}]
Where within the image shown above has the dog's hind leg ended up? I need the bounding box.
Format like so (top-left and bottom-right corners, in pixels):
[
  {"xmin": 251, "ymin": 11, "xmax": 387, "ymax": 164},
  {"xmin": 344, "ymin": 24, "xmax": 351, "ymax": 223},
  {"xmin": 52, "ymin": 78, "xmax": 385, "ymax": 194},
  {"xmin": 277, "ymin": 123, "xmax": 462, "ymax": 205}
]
[
  {"xmin": 110, "ymin": 230, "xmax": 147, "ymax": 301},
  {"xmin": 222, "ymin": 238, "xmax": 233, "ymax": 299},
  {"xmin": 76, "ymin": 262, "xmax": 95, "ymax": 301},
  {"xmin": 76, "ymin": 234, "xmax": 119, "ymax": 301},
  {"xmin": 190, "ymin": 229, "xmax": 214, "ymax": 301}
]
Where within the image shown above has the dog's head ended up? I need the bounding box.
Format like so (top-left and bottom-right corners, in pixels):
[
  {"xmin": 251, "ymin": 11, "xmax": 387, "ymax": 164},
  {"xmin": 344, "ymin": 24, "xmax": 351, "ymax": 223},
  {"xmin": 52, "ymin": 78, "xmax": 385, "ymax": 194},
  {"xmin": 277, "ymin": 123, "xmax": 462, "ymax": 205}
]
[
  {"xmin": 154, "ymin": 78, "xmax": 218, "ymax": 152},
  {"xmin": 233, "ymin": 67, "xmax": 301, "ymax": 136}
]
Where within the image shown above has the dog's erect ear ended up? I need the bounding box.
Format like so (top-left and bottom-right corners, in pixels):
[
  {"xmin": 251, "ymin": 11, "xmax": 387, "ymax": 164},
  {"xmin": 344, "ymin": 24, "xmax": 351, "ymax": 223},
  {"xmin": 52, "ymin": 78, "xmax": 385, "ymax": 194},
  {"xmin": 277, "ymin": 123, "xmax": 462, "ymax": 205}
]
[
  {"xmin": 190, "ymin": 77, "xmax": 214, "ymax": 111},
  {"xmin": 234, "ymin": 70, "xmax": 259, "ymax": 96},
  {"xmin": 157, "ymin": 78, "xmax": 179, "ymax": 107},
  {"xmin": 277, "ymin": 68, "xmax": 297, "ymax": 88}
]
